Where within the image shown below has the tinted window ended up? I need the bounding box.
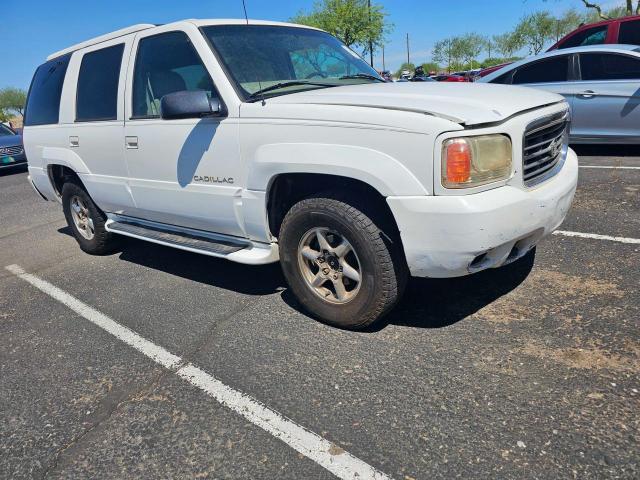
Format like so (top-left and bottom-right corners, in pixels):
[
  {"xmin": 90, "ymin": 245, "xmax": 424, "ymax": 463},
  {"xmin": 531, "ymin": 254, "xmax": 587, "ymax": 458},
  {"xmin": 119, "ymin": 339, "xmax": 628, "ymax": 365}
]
[
  {"xmin": 558, "ymin": 25, "xmax": 608, "ymax": 49},
  {"xmin": 512, "ymin": 56, "xmax": 569, "ymax": 84},
  {"xmin": 618, "ymin": 20, "xmax": 640, "ymax": 45},
  {"xmin": 0, "ymin": 124, "xmax": 15, "ymax": 136},
  {"xmin": 580, "ymin": 53, "xmax": 640, "ymax": 80},
  {"xmin": 76, "ymin": 44, "xmax": 124, "ymax": 121},
  {"xmin": 132, "ymin": 32, "xmax": 216, "ymax": 118},
  {"xmin": 24, "ymin": 54, "xmax": 71, "ymax": 126},
  {"xmin": 490, "ymin": 71, "xmax": 513, "ymax": 84}
]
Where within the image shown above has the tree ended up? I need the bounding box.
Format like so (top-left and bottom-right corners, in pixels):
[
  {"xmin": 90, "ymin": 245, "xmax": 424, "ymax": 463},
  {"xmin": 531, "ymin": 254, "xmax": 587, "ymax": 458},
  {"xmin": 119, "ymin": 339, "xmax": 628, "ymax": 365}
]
[
  {"xmin": 493, "ymin": 31, "xmax": 523, "ymax": 58},
  {"xmin": 395, "ymin": 62, "xmax": 415, "ymax": 77},
  {"xmin": 578, "ymin": 0, "xmax": 640, "ymax": 19},
  {"xmin": 432, "ymin": 39, "xmax": 453, "ymax": 72},
  {"xmin": 0, "ymin": 88, "xmax": 27, "ymax": 117},
  {"xmin": 460, "ymin": 33, "xmax": 484, "ymax": 69},
  {"xmin": 514, "ymin": 11, "xmax": 556, "ymax": 55},
  {"xmin": 421, "ymin": 62, "xmax": 440, "ymax": 74},
  {"xmin": 291, "ymin": 0, "xmax": 393, "ymax": 58}
]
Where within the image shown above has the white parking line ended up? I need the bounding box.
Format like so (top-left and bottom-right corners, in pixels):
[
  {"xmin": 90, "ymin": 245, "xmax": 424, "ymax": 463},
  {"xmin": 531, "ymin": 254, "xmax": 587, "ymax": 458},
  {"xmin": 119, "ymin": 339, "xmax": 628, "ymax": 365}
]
[
  {"xmin": 553, "ymin": 230, "xmax": 640, "ymax": 244},
  {"xmin": 579, "ymin": 165, "xmax": 640, "ymax": 170},
  {"xmin": 4, "ymin": 264, "xmax": 391, "ymax": 480}
]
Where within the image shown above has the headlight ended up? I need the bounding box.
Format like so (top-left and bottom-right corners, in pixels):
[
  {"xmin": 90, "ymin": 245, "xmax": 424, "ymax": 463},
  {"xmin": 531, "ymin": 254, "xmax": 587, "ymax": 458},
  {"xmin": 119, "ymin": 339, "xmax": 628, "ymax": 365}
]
[{"xmin": 441, "ymin": 134, "xmax": 512, "ymax": 188}]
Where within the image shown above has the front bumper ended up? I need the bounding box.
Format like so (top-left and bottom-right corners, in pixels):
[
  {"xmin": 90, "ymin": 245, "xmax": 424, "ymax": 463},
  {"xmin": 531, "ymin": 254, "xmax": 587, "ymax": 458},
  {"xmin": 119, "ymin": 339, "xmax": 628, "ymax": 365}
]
[
  {"xmin": 387, "ymin": 148, "xmax": 578, "ymax": 278},
  {"xmin": 0, "ymin": 152, "xmax": 26, "ymax": 169}
]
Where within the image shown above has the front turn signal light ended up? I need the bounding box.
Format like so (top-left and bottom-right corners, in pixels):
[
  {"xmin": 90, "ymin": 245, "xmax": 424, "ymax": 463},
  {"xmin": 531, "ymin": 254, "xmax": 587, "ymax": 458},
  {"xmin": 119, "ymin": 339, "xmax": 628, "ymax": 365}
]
[{"xmin": 442, "ymin": 134, "xmax": 512, "ymax": 188}]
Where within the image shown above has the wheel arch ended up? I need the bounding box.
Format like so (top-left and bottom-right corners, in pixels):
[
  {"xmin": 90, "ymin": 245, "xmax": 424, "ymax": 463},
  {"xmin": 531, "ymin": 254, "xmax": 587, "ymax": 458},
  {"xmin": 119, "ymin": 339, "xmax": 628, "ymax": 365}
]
[{"xmin": 266, "ymin": 173, "xmax": 402, "ymax": 241}]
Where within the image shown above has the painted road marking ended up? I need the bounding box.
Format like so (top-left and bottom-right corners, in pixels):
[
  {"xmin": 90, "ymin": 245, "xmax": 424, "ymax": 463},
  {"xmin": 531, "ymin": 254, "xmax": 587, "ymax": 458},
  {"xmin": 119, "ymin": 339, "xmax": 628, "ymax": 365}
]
[
  {"xmin": 553, "ymin": 230, "xmax": 640, "ymax": 244},
  {"xmin": 579, "ymin": 165, "xmax": 640, "ymax": 170},
  {"xmin": 5, "ymin": 264, "xmax": 391, "ymax": 480}
]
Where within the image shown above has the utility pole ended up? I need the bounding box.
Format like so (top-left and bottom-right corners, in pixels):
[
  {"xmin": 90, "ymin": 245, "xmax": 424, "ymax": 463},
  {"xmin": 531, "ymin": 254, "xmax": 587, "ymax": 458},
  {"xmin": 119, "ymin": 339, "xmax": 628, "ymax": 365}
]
[
  {"xmin": 406, "ymin": 33, "xmax": 410, "ymax": 65},
  {"xmin": 382, "ymin": 44, "xmax": 386, "ymax": 71},
  {"xmin": 368, "ymin": 0, "xmax": 374, "ymax": 67}
]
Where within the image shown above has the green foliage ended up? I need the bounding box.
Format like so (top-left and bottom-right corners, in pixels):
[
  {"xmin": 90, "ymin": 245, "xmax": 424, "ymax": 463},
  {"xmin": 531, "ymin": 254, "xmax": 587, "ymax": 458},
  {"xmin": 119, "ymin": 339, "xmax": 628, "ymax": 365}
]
[
  {"xmin": 0, "ymin": 109, "xmax": 10, "ymax": 123},
  {"xmin": 395, "ymin": 62, "xmax": 415, "ymax": 77},
  {"xmin": 513, "ymin": 11, "xmax": 557, "ymax": 55},
  {"xmin": 421, "ymin": 62, "xmax": 440, "ymax": 74},
  {"xmin": 0, "ymin": 87, "xmax": 27, "ymax": 117},
  {"xmin": 480, "ymin": 57, "xmax": 523, "ymax": 69},
  {"xmin": 291, "ymin": 0, "xmax": 393, "ymax": 56}
]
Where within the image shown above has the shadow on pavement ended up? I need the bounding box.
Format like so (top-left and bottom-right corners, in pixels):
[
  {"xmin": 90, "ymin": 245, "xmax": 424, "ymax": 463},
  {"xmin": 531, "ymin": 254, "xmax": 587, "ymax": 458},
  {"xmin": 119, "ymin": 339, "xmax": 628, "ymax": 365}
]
[
  {"xmin": 57, "ymin": 228, "xmax": 535, "ymax": 329},
  {"xmin": 0, "ymin": 164, "xmax": 27, "ymax": 177},
  {"xmin": 571, "ymin": 144, "xmax": 640, "ymax": 157}
]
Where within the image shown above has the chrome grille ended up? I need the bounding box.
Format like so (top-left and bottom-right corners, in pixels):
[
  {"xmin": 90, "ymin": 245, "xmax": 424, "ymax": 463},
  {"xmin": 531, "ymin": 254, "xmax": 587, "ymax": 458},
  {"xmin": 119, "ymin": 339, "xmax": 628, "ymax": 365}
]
[
  {"xmin": 522, "ymin": 110, "xmax": 569, "ymax": 186},
  {"xmin": 0, "ymin": 145, "xmax": 24, "ymax": 156}
]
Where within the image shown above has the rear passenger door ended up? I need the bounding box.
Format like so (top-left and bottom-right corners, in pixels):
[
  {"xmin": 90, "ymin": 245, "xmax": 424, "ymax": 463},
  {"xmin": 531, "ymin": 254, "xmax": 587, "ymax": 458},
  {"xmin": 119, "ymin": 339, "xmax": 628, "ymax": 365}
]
[
  {"xmin": 573, "ymin": 52, "xmax": 640, "ymax": 141},
  {"xmin": 123, "ymin": 26, "xmax": 244, "ymax": 237},
  {"xmin": 69, "ymin": 37, "xmax": 135, "ymax": 213}
]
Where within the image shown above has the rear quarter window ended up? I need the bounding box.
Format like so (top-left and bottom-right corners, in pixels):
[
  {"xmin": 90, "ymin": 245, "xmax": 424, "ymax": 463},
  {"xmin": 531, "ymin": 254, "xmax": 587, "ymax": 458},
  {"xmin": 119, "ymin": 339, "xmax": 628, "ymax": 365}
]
[
  {"xmin": 76, "ymin": 44, "xmax": 125, "ymax": 122},
  {"xmin": 24, "ymin": 54, "xmax": 71, "ymax": 126},
  {"xmin": 618, "ymin": 20, "xmax": 640, "ymax": 45}
]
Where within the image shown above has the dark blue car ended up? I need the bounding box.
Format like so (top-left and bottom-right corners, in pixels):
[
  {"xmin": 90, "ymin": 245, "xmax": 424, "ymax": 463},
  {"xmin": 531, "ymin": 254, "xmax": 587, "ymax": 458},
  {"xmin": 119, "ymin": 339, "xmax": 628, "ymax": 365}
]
[{"xmin": 0, "ymin": 123, "xmax": 26, "ymax": 170}]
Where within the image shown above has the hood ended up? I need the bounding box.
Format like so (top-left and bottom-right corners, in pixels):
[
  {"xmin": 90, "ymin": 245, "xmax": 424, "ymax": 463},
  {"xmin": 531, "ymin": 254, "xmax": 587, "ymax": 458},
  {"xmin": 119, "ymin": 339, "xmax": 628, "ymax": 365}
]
[
  {"xmin": 266, "ymin": 82, "xmax": 564, "ymax": 126},
  {"xmin": 0, "ymin": 134, "xmax": 22, "ymax": 148}
]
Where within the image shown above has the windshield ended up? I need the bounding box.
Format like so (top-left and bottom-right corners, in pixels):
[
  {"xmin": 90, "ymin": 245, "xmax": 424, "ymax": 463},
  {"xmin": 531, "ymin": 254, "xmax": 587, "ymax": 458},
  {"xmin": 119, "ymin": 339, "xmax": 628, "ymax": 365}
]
[
  {"xmin": 0, "ymin": 124, "xmax": 15, "ymax": 136},
  {"xmin": 201, "ymin": 25, "xmax": 382, "ymax": 100}
]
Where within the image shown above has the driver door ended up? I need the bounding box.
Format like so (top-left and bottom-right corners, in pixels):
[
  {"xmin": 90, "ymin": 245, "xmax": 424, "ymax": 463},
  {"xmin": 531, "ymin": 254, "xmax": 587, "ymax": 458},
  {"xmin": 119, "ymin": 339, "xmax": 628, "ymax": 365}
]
[{"xmin": 123, "ymin": 27, "xmax": 244, "ymax": 237}]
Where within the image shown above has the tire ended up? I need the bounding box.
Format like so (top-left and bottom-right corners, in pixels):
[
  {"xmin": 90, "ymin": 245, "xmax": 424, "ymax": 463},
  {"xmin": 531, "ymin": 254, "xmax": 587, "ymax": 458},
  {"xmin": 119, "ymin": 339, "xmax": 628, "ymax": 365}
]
[
  {"xmin": 61, "ymin": 180, "xmax": 119, "ymax": 255},
  {"xmin": 279, "ymin": 193, "xmax": 407, "ymax": 330}
]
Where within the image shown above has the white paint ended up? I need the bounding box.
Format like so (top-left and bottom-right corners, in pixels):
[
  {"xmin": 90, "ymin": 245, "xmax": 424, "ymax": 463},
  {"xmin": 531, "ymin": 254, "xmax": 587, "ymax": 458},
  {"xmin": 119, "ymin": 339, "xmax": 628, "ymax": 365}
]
[
  {"xmin": 579, "ymin": 165, "xmax": 640, "ymax": 170},
  {"xmin": 553, "ymin": 230, "xmax": 640, "ymax": 244},
  {"xmin": 4, "ymin": 264, "xmax": 392, "ymax": 480}
]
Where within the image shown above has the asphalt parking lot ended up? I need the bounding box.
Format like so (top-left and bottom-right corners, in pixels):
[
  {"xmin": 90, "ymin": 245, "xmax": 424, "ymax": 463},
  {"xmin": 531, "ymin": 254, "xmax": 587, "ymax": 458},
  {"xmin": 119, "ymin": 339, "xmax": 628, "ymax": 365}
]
[{"xmin": 1, "ymin": 148, "xmax": 638, "ymax": 480}]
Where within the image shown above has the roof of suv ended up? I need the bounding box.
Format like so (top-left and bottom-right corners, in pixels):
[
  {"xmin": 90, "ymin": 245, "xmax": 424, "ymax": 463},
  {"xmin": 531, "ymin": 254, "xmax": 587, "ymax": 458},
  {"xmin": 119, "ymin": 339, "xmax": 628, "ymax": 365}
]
[{"xmin": 47, "ymin": 19, "xmax": 323, "ymax": 61}]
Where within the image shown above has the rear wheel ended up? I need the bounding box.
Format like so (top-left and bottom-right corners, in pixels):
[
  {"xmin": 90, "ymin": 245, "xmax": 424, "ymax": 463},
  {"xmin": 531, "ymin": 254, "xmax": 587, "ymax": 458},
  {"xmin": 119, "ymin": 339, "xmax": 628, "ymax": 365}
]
[
  {"xmin": 62, "ymin": 180, "xmax": 119, "ymax": 255},
  {"xmin": 279, "ymin": 194, "xmax": 407, "ymax": 329}
]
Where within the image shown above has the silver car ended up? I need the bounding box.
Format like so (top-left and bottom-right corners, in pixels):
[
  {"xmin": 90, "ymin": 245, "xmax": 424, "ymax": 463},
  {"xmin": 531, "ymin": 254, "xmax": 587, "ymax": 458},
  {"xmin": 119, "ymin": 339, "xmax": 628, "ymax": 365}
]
[{"xmin": 481, "ymin": 45, "xmax": 640, "ymax": 144}]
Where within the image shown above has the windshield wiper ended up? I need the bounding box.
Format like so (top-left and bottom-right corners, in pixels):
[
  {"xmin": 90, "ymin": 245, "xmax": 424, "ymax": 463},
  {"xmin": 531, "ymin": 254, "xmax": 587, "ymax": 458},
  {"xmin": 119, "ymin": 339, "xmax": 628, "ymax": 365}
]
[
  {"xmin": 338, "ymin": 73, "xmax": 385, "ymax": 82},
  {"xmin": 248, "ymin": 81, "xmax": 334, "ymax": 99}
]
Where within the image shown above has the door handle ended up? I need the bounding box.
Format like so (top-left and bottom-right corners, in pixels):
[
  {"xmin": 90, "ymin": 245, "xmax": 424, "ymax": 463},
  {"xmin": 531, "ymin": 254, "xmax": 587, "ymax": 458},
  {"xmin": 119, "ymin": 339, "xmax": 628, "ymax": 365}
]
[
  {"xmin": 577, "ymin": 90, "xmax": 597, "ymax": 99},
  {"xmin": 125, "ymin": 136, "xmax": 139, "ymax": 149},
  {"xmin": 69, "ymin": 136, "xmax": 79, "ymax": 147}
]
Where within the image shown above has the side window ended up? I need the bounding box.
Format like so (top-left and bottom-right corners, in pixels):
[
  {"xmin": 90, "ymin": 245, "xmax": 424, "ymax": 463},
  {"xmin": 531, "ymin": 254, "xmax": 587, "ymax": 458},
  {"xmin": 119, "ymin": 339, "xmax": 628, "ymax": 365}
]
[
  {"xmin": 558, "ymin": 25, "xmax": 608, "ymax": 49},
  {"xmin": 580, "ymin": 53, "xmax": 640, "ymax": 80},
  {"xmin": 24, "ymin": 54, "xmax": 71, "ymax": 126},
  {"xmin": 76, "ymin": 44, "xmax": 124, "ymax": 122},
  {"xmin": 490, "ymin": 71, "xmax": 513, "ymax": 84},
  {"xmin": 618, "ymin": 20, "xmax": 640, "ymax": 45},
  {"xmin": 132, "ymin": 31, "xmax": 216, "ymax": 118},
  {"xmin": 512, "ymin": 56, "xmax": 569, "ymax": 84}
]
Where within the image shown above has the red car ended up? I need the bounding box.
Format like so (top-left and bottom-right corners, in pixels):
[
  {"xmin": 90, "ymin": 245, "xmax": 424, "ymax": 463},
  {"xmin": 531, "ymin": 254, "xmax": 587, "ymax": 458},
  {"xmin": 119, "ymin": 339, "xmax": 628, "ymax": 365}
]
[
  {"xmin": 478, "ymin": 14, "xmax": 640, "ymax": 77},
  {"xmin": 432, "ymin": 74, "xmax": 468, "ymax": 82}
]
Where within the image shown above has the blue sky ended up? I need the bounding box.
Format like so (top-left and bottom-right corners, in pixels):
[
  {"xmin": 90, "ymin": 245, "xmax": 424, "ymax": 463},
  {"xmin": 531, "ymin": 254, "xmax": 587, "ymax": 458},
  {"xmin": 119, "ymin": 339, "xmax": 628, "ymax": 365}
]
[{"xmin": 4, "ymin": 0, "xmax": 587, "ymax": 89}]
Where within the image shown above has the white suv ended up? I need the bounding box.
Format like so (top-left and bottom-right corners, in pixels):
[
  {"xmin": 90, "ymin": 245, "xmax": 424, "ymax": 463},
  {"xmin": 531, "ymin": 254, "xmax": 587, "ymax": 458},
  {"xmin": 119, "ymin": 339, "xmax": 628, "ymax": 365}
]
[{"xmin": 24, "ymin": 20, "xmax": 578, "ymax": 329}]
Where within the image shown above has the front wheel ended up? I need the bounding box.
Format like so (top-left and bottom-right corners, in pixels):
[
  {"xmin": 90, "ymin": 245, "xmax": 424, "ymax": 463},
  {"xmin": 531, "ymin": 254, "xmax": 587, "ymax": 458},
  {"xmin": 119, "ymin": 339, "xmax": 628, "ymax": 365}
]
[{"xmin": 279, "ymin": 195, "xmax": 407, "ymax": 329}]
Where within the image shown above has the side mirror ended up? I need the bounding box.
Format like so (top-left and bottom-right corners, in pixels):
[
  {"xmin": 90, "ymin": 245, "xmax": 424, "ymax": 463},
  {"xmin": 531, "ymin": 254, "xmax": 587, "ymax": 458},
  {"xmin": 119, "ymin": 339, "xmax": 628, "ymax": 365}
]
[{"xmin": 160, "ymin": 90, "xmax": 224, "ymax": 120}]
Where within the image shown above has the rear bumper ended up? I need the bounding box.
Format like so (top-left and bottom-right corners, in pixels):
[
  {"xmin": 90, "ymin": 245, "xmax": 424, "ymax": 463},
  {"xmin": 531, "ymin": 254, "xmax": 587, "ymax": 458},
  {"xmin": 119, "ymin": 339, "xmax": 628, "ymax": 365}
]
[{"xmin": 388, "ymin": 148, "xmax": 578, "ymax": 278}]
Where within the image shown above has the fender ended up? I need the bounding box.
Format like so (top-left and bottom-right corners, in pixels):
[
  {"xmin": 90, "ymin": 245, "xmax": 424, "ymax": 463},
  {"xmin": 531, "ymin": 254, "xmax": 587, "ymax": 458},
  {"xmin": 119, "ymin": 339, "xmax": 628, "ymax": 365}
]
[
  {"xmin": 41, "ymin": 146, "xmax": 91, "ymax": 174},
  {"xmin": 247, "ymin": 143, "xmax": 428, "ymax": 196}
]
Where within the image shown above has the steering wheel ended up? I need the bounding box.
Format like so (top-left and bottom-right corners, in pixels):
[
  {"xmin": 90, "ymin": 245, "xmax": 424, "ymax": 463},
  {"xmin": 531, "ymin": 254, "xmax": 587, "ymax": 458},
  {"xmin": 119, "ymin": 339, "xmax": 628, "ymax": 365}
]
[{"xmin": 305, "ymin": 71, "xmax": 328, "ymax": 79}]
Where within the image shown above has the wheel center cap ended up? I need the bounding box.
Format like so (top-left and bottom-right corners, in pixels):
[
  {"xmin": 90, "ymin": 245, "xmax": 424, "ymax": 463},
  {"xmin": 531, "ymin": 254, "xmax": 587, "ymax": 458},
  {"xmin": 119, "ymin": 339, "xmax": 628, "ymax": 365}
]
[{"xmin": 326, "ymin": 255, "xmax": 339, "ymax": 270}]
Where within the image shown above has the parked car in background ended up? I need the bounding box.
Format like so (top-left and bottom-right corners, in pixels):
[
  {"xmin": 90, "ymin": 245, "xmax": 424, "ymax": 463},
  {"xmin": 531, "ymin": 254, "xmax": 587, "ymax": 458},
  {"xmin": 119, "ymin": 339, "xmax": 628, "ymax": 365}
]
[
  {"xmin": 479, "ymin": 15, "xmax": 640, "ymax": 79},
  {"xmin": 548, "ymin": 14, "xmax": 640, "ymax": 50},
  {"xmin": 432, "ymin": 74, "xmax": 468, "ymax": 82},
  {"xmin": 380, "ymin": 70, "xmax": 393, "ymax": 82},
  {"xmin": 481, "ymin": 44, "xmax": 640, "ymax": 144},
  {"xmin": 0, "ymin": 123, "xmax": 27, "ymax": 170}
]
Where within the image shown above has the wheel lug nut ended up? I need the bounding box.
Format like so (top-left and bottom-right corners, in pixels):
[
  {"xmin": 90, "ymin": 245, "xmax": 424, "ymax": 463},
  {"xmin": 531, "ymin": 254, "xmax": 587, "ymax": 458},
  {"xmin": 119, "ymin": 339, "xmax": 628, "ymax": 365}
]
[{"xmin": 323, "ymin": 268, "xmax": 330, "ymax": 275}]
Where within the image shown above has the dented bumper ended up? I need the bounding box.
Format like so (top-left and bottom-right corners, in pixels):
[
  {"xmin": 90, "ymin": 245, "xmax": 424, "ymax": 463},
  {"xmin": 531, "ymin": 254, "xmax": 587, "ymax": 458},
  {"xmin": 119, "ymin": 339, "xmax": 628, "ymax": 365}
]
[{"xmin": 387, "ymin": 148, "xmax": 578, "ymax": 278}]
